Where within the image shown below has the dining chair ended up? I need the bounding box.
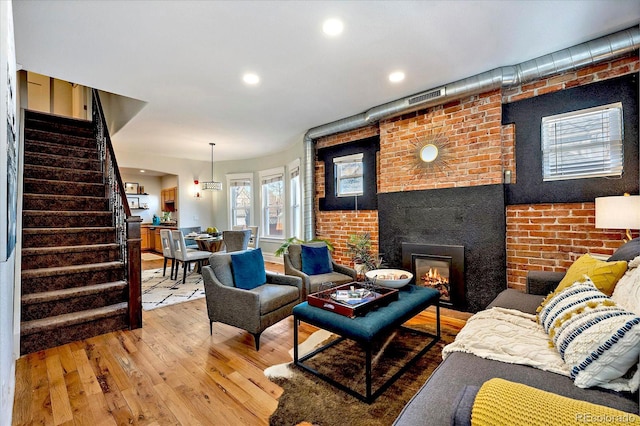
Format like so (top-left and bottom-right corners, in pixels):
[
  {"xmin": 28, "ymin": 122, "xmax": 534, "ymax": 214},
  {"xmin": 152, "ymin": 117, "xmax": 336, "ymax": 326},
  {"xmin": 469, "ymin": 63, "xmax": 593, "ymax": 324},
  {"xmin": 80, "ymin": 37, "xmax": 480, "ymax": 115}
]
[
  {"xmin": 160, "ymin": 229, "xmax": 177, "ymax": 279},
  {"xmin": 222, "ymin": 230, "xmax": 251, "ymax": 252},
  {"xmin": 247, "ymin": 226, "xmax": 259, "ymax": 249},
  {"xmin": 170, "ymin": 230, "xmax": 211, "ymax": 283}
]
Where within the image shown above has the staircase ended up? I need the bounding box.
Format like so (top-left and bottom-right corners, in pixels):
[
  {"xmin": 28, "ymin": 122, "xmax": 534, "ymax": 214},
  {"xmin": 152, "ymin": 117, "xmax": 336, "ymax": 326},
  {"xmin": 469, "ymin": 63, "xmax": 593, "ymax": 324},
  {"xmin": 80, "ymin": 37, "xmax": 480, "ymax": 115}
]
[{"xmin": 20, "ymin": 110, "xmax": 131, "ymax": 355}]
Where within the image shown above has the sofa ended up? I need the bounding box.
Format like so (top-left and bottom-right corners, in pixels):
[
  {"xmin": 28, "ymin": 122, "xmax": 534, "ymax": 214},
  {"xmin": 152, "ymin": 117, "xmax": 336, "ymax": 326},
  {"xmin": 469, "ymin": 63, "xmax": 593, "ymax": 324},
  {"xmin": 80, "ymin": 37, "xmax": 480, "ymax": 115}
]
[{"xmin": 394, "ymin": 240, "xmax": 640, "ymax": 425}]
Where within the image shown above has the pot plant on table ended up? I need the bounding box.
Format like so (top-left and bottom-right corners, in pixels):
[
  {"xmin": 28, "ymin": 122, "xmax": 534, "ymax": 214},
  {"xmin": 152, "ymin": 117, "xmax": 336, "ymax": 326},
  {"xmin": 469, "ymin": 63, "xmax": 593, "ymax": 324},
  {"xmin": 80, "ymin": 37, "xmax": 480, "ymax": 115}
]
[{"xmin": 346, "ymin": 233, "xmax": 378, "ymax": 277}]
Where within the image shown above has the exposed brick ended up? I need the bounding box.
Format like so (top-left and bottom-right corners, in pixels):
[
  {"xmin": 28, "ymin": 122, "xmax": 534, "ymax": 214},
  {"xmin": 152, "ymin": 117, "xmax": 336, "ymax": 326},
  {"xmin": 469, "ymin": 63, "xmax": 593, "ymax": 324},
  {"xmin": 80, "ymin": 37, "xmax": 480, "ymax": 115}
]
[{"xmin": 314, "ymin": 56, "xmax": 638, "ymax": 293}]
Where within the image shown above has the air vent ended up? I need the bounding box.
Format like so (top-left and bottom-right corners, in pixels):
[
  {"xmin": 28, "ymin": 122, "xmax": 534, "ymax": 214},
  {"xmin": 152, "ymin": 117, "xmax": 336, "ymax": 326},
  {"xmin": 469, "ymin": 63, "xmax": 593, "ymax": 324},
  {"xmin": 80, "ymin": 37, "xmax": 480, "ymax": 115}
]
[{"xmin": 408, "ymin": 87, "xmax": 446, "ymax": 105}]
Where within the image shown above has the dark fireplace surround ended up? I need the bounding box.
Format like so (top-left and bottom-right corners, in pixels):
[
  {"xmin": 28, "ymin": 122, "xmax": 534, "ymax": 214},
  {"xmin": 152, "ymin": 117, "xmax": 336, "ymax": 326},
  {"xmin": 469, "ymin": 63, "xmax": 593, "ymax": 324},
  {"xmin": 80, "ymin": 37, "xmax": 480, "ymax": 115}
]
[
  {"xmin": 402, "ymin": 243, "xmax": 465, "ymax": 309},
  {"xmin": 378, "ymin": 184, "xmax": 506, "ymax": 313}
]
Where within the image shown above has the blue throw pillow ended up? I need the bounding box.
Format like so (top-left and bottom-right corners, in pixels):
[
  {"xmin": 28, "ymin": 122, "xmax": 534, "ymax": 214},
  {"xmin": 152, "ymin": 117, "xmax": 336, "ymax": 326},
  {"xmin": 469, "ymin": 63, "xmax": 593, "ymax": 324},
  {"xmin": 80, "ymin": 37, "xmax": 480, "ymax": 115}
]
[
  {"xmin": 231, "ymin": 248, "xmax": 267, "ymax": 290},
  {"xmin": 301, "ymin": 244, "xmax": 332, "ymax": 275}
]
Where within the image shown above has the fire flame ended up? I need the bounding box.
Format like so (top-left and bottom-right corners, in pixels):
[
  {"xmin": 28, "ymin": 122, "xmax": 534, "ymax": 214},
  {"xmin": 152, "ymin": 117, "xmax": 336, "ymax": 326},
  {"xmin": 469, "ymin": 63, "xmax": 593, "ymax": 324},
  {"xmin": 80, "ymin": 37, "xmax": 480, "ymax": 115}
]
[{"xmin": 421, "ymin": 267, "xmax": 449, "ymax": 285}]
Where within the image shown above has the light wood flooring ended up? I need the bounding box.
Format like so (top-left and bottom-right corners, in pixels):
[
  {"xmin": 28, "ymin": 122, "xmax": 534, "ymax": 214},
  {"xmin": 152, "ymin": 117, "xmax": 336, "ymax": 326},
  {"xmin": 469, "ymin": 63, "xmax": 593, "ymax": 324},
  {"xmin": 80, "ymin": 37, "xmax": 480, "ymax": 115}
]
[{"xmin": 12, "ymin": 259, "xmax": 470, "ymax": 426}]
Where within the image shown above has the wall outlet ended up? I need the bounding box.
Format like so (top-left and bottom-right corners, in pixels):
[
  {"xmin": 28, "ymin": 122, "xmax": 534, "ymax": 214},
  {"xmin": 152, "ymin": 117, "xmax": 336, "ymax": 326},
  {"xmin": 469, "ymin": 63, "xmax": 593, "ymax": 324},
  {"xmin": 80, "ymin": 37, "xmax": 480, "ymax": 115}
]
[{"xmin": 193, "ymin": 215, "xmax": 199, "ymax": 221}]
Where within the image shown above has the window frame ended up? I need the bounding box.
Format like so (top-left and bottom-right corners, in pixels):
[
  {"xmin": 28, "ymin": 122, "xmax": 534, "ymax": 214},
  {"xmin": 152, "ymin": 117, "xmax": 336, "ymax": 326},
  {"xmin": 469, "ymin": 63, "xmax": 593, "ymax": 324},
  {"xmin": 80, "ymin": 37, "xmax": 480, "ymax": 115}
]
[
  {"xmin": 541, "ymin": 102, "xmax": 624, "ymax": 182},
  {"xmin": 226, "ymin": 173, "xmax": 253, "ymax": 229},
  {"xmin": 334, "ymin": 153, "xmax": 364, "ymax": 197},
  {"xmin": 288, "ymin": 159, "xmax": 301, "ymax": 239},
  {"xmin": 259, "ymin": 167, "xmax": 285, "ymax": 240}
]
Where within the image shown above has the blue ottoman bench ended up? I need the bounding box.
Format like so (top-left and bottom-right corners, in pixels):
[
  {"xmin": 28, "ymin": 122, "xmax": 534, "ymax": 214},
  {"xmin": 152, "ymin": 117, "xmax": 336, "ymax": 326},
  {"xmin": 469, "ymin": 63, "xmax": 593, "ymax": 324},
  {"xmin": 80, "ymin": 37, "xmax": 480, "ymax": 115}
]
[{"xmin": 293, "ymin": 284, "xmax": 440, "ymax": 402}]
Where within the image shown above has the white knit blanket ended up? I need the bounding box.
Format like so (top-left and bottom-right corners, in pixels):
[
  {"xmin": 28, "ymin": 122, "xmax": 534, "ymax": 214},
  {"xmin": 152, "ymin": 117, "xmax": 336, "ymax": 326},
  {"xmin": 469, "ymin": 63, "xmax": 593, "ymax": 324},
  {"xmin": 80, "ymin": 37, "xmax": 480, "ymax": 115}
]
[{"xmin": 442, "ymin": 307, "xmax": 571, "ymax": 377}]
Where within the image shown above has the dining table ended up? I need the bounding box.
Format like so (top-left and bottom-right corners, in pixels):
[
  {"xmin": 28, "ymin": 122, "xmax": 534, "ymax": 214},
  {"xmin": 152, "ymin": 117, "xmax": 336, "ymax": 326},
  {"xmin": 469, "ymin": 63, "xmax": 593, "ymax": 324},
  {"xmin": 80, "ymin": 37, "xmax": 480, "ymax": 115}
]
[{"xmin": 193, "ymin": 235, "xmax": 224, "ymax": 253}]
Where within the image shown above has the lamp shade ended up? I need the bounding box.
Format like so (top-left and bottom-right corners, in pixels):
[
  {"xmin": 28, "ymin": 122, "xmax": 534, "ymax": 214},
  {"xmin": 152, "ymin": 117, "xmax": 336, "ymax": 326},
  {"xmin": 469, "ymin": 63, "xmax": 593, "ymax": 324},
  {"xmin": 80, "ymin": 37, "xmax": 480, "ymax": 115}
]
[{"xmin": 595, "ymin": 195, "xmax": 640, "ymax": 230}]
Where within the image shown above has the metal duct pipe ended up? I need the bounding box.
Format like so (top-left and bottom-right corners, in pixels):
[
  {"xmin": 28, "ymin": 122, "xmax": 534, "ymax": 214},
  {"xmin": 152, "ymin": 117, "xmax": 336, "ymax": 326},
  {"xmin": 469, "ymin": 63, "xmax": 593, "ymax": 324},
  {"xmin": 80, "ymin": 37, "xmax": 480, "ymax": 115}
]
[
  {"xmin": 301, "ymin": 25, "xmax": 640, "ymax": 240},
  {"xmin": 302, "ymin": 134, "xmax": 315, "ymax": 241}
]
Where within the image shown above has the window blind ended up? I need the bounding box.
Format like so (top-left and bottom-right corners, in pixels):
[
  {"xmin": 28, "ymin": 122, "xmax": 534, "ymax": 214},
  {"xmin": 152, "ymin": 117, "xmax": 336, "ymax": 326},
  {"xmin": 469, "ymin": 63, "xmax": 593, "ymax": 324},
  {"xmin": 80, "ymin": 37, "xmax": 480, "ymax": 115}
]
[
  {"xmin": 541, "ymin": 103, "xmax": 623, "ymax": 181},
  {"xmin": 261, "ymin": 174, "xmax": 283, "ymax": 185}
]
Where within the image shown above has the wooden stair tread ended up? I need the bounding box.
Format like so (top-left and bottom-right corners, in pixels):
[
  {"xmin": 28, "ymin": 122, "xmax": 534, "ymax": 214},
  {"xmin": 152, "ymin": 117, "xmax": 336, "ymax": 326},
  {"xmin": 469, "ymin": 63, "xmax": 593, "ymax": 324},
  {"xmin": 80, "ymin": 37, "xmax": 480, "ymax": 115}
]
[
  {"xmin": 24, "ymin": 128, "xmax": 94, "ymax": 143},
  {"xmin": 23, "ymin": 177, "xmax": 104, "ymax": 187},
  {"xmin": 22, "ymin": 226, "xmax": 115, "ymax": 234},
  {"xmin": 25, "ymin": 138, "xmax": 95, "ymax": 152},
  {"xmin": 20, "ymin": 108, "xmax": 133, "ymax": 355},
  {"xmin": 23, "ymin": 193, "xmax": 107, "ymax": 201},
  {"xmin": 21, "ymin": 281, "xmax": 127, "ymax": 305},
  {"xmin": 23, "ymin": 210, "xmax": 111, "ymax": 216},
  {"xmin": 20, "ymin": 302, "xmax": 128, "ymax": 336},
  {"xmin": 22, "ymin": 243, "xmax": 120, "ymax": 255},
  {"xmin": 21, "ymin": 261, "xmax": 124, "ymax": 278},
  {"xmin": 24, "ymin": 163, "xmax": 102, "ymax": 175}
]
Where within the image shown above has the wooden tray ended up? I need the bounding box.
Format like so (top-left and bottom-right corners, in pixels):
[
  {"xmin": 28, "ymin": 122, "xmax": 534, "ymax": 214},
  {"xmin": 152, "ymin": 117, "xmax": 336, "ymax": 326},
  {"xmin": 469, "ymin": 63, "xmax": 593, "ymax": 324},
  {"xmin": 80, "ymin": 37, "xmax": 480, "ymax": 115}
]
[{"xmin": 307, "ymin": 282, "xmax": 399, "ymax": 318}]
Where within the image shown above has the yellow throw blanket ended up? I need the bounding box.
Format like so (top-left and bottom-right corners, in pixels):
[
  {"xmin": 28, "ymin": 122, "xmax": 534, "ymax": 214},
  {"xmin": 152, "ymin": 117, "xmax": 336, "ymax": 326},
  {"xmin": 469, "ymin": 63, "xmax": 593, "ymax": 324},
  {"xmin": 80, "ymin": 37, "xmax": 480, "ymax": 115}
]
[{"xmin": 471, "ymin": 378, "xmax": 638, "ymax": 426}]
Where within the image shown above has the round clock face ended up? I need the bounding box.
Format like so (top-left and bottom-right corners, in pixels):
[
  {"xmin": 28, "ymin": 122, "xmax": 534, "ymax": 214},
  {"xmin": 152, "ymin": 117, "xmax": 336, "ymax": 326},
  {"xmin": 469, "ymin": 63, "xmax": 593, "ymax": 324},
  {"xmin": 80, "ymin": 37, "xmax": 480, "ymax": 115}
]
[{"xmin": 420, "ymin": 144, "xmax": 439, "ymax": 163}]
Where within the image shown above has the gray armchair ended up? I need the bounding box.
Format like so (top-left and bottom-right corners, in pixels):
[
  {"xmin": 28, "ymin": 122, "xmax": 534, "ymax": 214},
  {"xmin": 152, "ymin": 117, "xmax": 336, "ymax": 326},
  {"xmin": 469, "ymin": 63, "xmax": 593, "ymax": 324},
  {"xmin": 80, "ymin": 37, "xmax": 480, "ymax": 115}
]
[
  {"xmin": 202, "ymin": 251, "xmax": 303, "ymax": 350},
  {"xmin": 283, "ymin": 242, "xmax": 356, "ymax": 299}
]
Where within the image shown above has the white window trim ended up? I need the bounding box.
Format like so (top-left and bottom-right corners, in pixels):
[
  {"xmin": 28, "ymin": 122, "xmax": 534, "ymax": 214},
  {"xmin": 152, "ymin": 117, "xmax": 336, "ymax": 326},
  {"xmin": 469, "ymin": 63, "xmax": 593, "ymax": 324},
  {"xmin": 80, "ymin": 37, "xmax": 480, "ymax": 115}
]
[
  {"xmin": 259, "ymin": 167, "xmax": 286, "ymax": 240},
  {"xmin": 288, "ymin": 158, "xmax": 301, "ymax": 240},
  {"xmin": 226, "ymin": 173, "xmax": 253, "ymax": 229},
  {"xmin": 541, "ymin": 102, "xmax": 624, "ymax": 182},
  {"xmin": 334, "ymin": 153, "xmax": 364, "ymax": 197}
]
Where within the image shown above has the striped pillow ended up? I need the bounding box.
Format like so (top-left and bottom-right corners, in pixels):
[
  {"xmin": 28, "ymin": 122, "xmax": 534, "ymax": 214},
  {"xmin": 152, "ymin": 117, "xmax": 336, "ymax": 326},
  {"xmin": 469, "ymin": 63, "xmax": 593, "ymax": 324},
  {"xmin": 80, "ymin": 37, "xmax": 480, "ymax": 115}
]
[{"xmin": 538, "ymin": 279, "xmax": 640, "ymax": 392}]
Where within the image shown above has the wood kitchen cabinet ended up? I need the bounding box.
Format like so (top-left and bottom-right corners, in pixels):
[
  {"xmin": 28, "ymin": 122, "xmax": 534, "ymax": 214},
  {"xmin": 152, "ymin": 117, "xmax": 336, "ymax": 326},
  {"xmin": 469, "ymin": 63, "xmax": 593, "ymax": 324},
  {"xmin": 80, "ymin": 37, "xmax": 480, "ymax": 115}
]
[
  {"xmin": 141, "ymin": 227, "xmax": 150, "ymax": 250},
  {"xmin": 161, "ymin": 187, "xmax": 177, "ymax": 212},
  {"xmin": 154, "ymin": 229, "xmax": 162, "ymax": 253}
]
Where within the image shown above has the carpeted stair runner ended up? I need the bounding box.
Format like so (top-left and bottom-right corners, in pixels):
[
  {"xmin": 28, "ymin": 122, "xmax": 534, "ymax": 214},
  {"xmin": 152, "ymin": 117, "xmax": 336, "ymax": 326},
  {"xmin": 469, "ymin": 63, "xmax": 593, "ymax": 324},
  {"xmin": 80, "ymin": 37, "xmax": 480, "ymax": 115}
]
[{"xmin": 20, "ymin": 110, "xmax": 129, "ymax": 355}]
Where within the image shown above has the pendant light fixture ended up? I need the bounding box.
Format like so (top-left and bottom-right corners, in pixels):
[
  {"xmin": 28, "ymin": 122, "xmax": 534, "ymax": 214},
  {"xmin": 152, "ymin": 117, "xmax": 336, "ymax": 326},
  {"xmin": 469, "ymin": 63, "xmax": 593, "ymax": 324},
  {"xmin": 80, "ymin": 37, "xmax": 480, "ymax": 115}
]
[{"xmin": 202, "ymin": 142, "xmax": 222, "ymax": 190}]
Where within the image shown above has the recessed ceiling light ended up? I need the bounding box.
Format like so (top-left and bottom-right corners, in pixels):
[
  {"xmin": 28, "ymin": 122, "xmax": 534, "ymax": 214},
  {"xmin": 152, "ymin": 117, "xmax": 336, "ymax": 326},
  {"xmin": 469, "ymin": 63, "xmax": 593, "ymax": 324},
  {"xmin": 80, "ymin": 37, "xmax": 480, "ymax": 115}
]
[
  {"xmin": 139, "ymin": 170, "xmax": 145, "ymax": 173},
  {"xmin": 243, "ymin": 73, "xmax": 260, "ymax": 85},
  {"xmin": 389, "ymin": 71, "xmax": 405, "ymax": 83},
  {"xmin": 323, "ymin": 18, "xmax": 344, "ymax": 36}
]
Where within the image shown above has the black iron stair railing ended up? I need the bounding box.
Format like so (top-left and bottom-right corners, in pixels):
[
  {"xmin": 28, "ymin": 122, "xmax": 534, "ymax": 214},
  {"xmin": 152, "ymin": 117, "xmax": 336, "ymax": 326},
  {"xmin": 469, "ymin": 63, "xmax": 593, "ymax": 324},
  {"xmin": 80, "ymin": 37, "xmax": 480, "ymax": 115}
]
[{"xmin": 92, "ymin": 88, "xmax": 142, "ymax": 329}]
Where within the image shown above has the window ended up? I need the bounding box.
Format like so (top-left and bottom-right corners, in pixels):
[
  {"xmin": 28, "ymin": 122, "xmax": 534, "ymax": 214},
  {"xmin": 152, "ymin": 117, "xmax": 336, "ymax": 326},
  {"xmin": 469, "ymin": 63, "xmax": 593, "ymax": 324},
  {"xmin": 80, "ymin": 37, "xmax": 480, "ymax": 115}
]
[
  {"xmin": 334, "ymin": 153, "xmax": 363, "ymax": 197},
  {"xmin": 260, "ymin": 169, "xmax": 284, "ymax": 238},
  {"xmin": 542, "ymin": 103, "xmax": 623, "ymax": 181},
  {"xmin": 227, "ymin": 174, "xmax": 252, "ymax": 228},
  {"xmin": 289, "ymin": 160, "xmax": 301, "ymax": 239}
]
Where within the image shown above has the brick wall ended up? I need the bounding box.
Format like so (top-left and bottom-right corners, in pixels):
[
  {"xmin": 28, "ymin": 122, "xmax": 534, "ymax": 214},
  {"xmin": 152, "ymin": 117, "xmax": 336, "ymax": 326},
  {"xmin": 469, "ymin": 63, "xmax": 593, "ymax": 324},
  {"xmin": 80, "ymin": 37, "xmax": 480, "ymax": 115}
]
[
  {"xmin": 313, "ymin": 54, "xmax": 639, "ymax": 297},
  {"xmin": 506, "ymin": 203, "xmax": 633, "ymax": 292},
  {"xmin": 315, "ymin": 210, "xmax": 379, "ymax": 266},
  {"xmin": 378, "ymin": 90, "xmax": 505, "ymax": 193},
  {"xmin": 503, "ymin": 52, "xmax": 639, "ymax": 290},
  {"xmin": 503, "ymin": 53, "xmax": 639, "ymax": 103},
  {"xmin": 316, "ymin": 126, "xmax": 380, "ymax": 262}
]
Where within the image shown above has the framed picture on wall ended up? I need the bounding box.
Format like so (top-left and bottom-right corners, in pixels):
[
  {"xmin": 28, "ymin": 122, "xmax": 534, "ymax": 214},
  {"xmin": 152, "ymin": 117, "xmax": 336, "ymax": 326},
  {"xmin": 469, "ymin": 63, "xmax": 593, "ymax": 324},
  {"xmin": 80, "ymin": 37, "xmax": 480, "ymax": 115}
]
[
  {"xmin": 0, "ymin": 1, "xmax": 17, "ymax": 261},
  {"xmin": 125, "ymin": 182, "xmax": 139, "ymax": 194},
  {"xmin": 129, "ymin": 197, "xmax": 140, "ymax": 209}
]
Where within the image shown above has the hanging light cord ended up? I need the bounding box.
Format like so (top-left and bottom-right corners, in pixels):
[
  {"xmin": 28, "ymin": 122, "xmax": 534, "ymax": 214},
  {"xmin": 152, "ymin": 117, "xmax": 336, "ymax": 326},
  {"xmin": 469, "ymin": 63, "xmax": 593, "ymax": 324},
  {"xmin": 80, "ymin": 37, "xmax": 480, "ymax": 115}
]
[{"xmin": 210, "ymin": 142, "xmax": 215, "ymax": 180}]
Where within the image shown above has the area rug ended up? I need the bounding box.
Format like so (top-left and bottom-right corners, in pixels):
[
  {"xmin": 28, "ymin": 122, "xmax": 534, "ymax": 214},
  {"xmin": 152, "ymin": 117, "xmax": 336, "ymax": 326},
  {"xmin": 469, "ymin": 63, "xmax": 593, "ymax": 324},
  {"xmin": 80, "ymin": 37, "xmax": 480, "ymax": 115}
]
[
  {"xmin": 141, "ymin": 252, "xmax": 164, "ymax": 261},
  {"xmin": 141, "ymin": 267, "xmax": 205, "ymax": 311},
  {"xmin": 266, "ymin": 320, "xmax": 457, "ymax": 426}
]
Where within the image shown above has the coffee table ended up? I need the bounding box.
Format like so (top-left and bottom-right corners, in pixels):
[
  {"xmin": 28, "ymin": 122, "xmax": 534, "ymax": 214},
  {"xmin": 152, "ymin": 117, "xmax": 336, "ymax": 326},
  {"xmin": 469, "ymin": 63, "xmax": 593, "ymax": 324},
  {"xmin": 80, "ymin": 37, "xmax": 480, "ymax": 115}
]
[{"xmin": 293, "ymin": 284, "xmax": 440, "ymax": 403}]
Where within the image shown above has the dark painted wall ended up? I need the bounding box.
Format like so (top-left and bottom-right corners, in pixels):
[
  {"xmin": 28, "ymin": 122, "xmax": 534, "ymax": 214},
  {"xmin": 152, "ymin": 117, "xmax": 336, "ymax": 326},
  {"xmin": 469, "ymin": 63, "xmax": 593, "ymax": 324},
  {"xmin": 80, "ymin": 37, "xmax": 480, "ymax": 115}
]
[
  {"xmin": 504, "ymin": 73, "xmax": 639, "ymax": 205},
  {"xmin": 318, "ymin": 136, "xmax": 380, "ymax": 211},
  {"xmin": 378, "ymin": 185, "xmax": 506, "ymax": 312}
]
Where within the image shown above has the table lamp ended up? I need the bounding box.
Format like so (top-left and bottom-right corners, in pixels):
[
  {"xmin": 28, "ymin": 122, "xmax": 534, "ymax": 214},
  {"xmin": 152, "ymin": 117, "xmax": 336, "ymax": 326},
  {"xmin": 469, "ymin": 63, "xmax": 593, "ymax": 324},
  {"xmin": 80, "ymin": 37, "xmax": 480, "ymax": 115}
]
[{"xmin": 595, "ymin": 194, "xmax": 640, "ymax": 242}]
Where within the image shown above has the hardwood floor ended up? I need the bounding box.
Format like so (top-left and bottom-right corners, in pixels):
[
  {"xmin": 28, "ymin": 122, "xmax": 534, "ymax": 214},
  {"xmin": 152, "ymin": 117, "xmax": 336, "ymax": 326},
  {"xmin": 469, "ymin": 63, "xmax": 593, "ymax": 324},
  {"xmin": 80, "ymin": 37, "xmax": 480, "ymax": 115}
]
[{"xmin": 12, "ymin": 258, "xmax": 470, "ymax": 426}]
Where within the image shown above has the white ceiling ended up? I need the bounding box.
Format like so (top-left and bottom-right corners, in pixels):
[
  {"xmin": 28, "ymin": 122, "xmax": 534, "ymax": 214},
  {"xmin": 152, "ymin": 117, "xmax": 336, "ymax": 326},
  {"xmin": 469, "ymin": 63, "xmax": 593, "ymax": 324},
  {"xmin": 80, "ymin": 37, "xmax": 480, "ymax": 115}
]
[{"xmin": 12, "ymin": 0, "xmax": 640, "ymax": 162}]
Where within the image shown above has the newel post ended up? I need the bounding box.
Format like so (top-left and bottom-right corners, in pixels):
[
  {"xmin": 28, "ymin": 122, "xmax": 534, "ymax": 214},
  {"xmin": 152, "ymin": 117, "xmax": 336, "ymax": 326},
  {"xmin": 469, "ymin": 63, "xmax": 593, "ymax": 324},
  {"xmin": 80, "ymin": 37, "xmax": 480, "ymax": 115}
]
[{"xmin": 127, "ymin": 216, "xmax": 143, "ymax": 329}]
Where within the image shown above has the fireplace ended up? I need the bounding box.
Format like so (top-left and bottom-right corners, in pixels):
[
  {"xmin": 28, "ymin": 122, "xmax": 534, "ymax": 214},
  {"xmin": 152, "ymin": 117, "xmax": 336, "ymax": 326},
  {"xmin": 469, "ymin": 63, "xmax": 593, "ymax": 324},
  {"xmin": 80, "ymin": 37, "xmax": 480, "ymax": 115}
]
[{"xmin": 402, "ymin": 243, "xmax": 464, "ymax": 309}]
